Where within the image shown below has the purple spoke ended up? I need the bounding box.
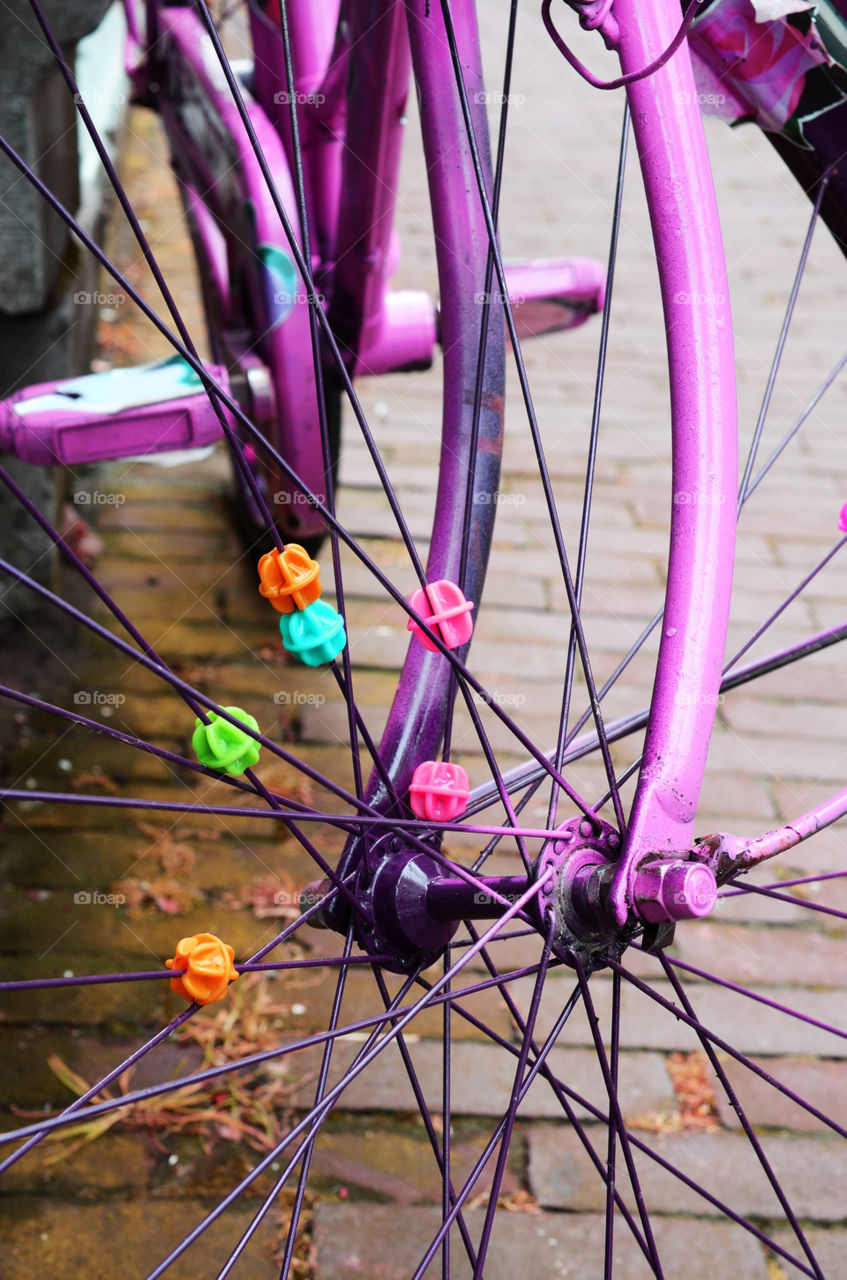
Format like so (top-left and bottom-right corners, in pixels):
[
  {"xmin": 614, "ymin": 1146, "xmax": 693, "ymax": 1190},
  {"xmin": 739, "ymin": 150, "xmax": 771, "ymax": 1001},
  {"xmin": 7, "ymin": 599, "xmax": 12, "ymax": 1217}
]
[
  {"xmin": 0, "ymin": 785, "xmax": 566, "ymax": 843},
  {"xmin": 420, "ymin": 962, "xmax": 811, "ymax": 1274},
  {"xmin": 575, "ymin": 959, "xmax": 664, "ymax": 1278},
  {"xmin": 0, "ymin": 896, "xmax": 344, "ymax": 1170},
  {"xmin": 617, "ymin": 956, "xmax": 847, "ymax": 1135},
  {"xmin": 659, "ymin": 955, "xmax": 824, "ymax": 1278},
  {"xmin": 371, "ymin": 966, "xmax": 479, "ymax": 1275},
  {"xmin": 0, "ymin": 138, "xmax": 601, "ymax": 811},
  {"xmin": 442, "ymin": 924, "xmax": 651, "ymax": 1261},
  {"xmin": 0, "ymin": 462, "xmax": 212, "ymax": 724},
  {"xmin": 604, "ymin": 969, "xmax": 623, "ymax": 1280},
  {"xmin": 738, "ymin": 171, "xmax": 830, "ymax": 508},
  {"xmin": 0, "ymin": 952, "xmax": 388, "ymax": 993},
  {"xmin": 472, "ymin": 919, "xmax": 555, "ymax": 1277},
  {"xmin": 0, "ymin": 886, "xmax": 550, "ymax": 1155},
  {"xmin": 551, "ymin": 104, "xmax": 630, "ymax": 832},
  {"xmin": 194, "ymin": 0, "xmax": 429, "ymax": 588},
  {"xmin": 721, "ymin": 868, "xmax": 847, "ymax": 896},
  {"xmin": 410, "ymin": 983, "xmax": 585, "ymax": 1280},
  {"xmin": 438, "ymin": 0, "xmax": 625, "ymax": 830},
  {"xmin": 25, "ymin": 0, "xmax": 281, "ymax": 545},
  {"xmin": 143, "ymin": 969, "xmax": 422, "ymax": 1280},
  {"xmin": 215, "ymin": 926, "xmax": 357, "ymax": 1280},
  {"xmin": 455, "ymin": 680, "xmax": 533, "ymax": 874},
  {"xmin": 723, "ymin": 535, "xmax": 847, "ymax": 674},
  {"xmin": 723, "ymin": 877, "xmax": 847, "ymax": 922},
  {"xmin": 745, "ymin": 345, "xmax": 847, "ymax": 502},
  {"xmin": 442, "ymin": 954, "xmax": 453, "ymax": 1280},
  {"xmin": 140, "ymin": 883, "xmax": 546, "ymax": 1278}
]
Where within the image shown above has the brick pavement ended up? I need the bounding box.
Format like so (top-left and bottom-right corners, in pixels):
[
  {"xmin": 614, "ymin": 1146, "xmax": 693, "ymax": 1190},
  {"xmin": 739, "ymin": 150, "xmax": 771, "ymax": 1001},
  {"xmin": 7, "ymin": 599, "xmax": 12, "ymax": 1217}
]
[{"xmin": 2, "ymin": 7, "xmax": 847, "ymax": 1279}]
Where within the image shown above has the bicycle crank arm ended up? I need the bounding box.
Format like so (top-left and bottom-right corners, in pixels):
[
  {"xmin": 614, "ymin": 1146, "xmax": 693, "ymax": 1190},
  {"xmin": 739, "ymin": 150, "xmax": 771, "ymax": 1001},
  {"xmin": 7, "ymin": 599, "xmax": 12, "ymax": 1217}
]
[{"xmin": 0, "ymin": 355, "xmax": 239, "ymax": 466}]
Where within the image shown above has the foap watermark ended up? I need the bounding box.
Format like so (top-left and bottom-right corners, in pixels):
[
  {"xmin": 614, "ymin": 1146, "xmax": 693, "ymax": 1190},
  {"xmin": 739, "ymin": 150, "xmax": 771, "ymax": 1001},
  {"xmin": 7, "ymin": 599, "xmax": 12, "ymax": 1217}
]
[
  {"xmin": 474, "ymin": 290, "xmax": 523, "ymax": 306},
  {"xmin": 675, "ymin": 91, "xmax": 726, "ymax": 108},
  {"xmin": 673, "ymin": 490, "xmax": 725, "ymax": 506},
  {"xmin": 273, "ymin": 491, "xmax": 325, "ymax": 506},
  {"xmin": 273, "ymin": 887, "xmax": 325, "ymax": 911},
  {"xmin": 474, "ymin": 689, "xmax": 526, "ymax": 709},
  {"xmin": 73, "ymin": 90, "xmax": 127, "ymax": 107},
  {"xmin": 272, "ymin": 289, "xmax": 325, "ymax": 307},
  {"xmin": 473, "ymin": 490, "xmax": 525, "ymax": 507},
  {"xmin": 74, "ymin": 890, "xmax": 126, "ymax": 907},
  {"xmin": 672, "ymin": 291, "xmax": 726, "ymax": 306},
  {"xmin": 73, "ymin": 290, "xmax": 126, "ymax": 307},
  {"xmin": 273, "ymin": 691, "xmax": 326, "ymax": 707},
  {"xmin": 473, "ymin": 889, "xmax": 521, "ymax": 906},
  {"xmin": 473, "ymin": 91, "xmax": 525, "ymax": 107},
  {"xmin": 674, "ymin": 690, "xmax": 725, "ymax": 708},
  {"xmin": 73, "ymin": 691, "xmax": 126, "ymax": 708},
  {"xmin": 76, "ymin": 490, "xmax": 126, "ymax": 507},
  {"xmin": 273, "ymin": 90, "xmax": 326, "ymax": 106}
]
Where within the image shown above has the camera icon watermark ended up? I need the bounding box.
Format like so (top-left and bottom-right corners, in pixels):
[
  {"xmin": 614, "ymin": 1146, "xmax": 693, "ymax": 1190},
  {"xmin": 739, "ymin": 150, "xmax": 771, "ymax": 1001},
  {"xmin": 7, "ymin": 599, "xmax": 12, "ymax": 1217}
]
[
  {"xmin": 672, "ymin": 491, "xmax": 725, "ymax": 506},
  {"xmin": 73, "ymin": 691, "xmax": 126, "ymax": 708},
  {"xmin": 273, "ymin": 491, "xmax": 325, "ymax": 506},
  {"xmin": 73, "ymin": 290, "xmax": 126, "ymax": 307},
  {"xmin": 273, "ymin": 691, "xmax": 326, "ymax": 707},
  {"xmin": 76, "ymin": 490, "xmax": 126, "ymax": 507},
  {"xmin": 473, "ymin": 290, "xmax": 523, "ymax": 306},
  {"xmin": 672, "ymin": 291, "xmax": 726, "ymax": 306},
  {"xmin": 472, "ymin": 91, "xmax": 525, "ymax": 107},
  {"xmin": 73, "ymin": 890, "xmax": 126, "ymax": 907},
  {"xmin": 272, "ymin": 289, "xmax": 325, "ymax": 307},
  {"xmin": 674, "ymin": 91, "xmax": 726, "ymax": 108},
  {"xmin": 273, "ymin": 90, "xmax": 326, "ymax": 106},
  {"xmin": 473, "ymin": 490, "xmax": 526, "ymax": 507},
  {"xmin": 73, "ymin": 91, "xmax": 126, "ymax": 107}
]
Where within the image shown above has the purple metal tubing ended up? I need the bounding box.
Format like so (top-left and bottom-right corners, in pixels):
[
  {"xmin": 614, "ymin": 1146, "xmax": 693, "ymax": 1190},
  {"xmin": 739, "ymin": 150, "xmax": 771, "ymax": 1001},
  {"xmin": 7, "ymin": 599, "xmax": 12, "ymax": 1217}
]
[
  {"xmin": 327, "ymin": 0, "xmax": 412, "ymax": 370},
  {"xmin": 353, "ymin": 0, "xmax": 504, "ymax": 817},
  {"xmin": 247, "ymin": 0, "xmax": 343, "ymax": 269},
  {"xmin": 152, "ymin": 7, "xmax": 330, "ymax": 541},
  {"xmin": 606, "ymin": 0, "xmax": 737, "ymax": 922}
]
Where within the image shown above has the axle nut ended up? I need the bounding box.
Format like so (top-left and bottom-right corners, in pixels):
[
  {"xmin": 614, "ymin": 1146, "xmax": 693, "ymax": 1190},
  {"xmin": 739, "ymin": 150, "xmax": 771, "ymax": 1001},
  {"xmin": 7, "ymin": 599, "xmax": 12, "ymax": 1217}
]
[{"xmin": 633, "ymin": 860, "xmax": 717, "ymax": 925}]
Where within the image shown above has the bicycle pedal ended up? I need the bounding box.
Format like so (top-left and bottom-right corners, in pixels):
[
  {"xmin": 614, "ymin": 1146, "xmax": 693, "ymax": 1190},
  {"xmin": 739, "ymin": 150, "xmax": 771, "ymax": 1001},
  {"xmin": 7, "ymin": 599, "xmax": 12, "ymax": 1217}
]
[
  {"xmin": 503, "ymin": 257, "xmax": 605, "ymax": 339},
  {"xmin": 0, "ymin": 355, "xmax": 236, "ymax": 466}
]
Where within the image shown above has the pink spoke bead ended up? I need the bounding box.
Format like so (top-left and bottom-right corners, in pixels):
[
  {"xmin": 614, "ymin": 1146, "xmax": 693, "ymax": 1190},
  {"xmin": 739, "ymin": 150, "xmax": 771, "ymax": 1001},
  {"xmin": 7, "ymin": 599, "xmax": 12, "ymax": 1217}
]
[
  {"xmin": 407, "ymin": 580, "xmax": 474, "ymax": 651},
  {"xmin": 409, "ymin": 760, "xmax": 470, "ymax": 822}
]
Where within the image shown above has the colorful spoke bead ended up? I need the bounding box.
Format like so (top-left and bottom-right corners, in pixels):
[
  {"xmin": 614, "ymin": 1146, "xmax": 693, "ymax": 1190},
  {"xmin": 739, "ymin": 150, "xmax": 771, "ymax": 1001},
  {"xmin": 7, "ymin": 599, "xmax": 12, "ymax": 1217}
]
[
  {"xmin": 839, "ymin": 503, "xmax": 847, "ymax": 532},
  {"xmin": 409, "ymin": 760, "xmax": 470, "ymax": 822},
  {"xmin": 258, "ymin": 544, "xmax": 322, "ymax": 614},
  {"xmin": 279, "ymin": 598, "xmax": 346, "ymax": 666},
  {"xmin": 407, "ymin": 580, "xmax": 474, "ymax": 652},
  {"xmin": 166, "ymin": 932, "xmax": 238, "ymax": 1005},
  {"xmin": 192, "ymin": 707, "xmax": 261, "ymax": 776}
]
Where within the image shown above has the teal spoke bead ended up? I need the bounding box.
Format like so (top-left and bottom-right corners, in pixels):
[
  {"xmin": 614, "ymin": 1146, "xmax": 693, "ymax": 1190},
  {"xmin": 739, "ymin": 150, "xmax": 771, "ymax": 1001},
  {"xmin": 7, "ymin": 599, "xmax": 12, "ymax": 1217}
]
[{"xmin": 279, "ymin": 599, "xmax": 347, "ymax": 667}]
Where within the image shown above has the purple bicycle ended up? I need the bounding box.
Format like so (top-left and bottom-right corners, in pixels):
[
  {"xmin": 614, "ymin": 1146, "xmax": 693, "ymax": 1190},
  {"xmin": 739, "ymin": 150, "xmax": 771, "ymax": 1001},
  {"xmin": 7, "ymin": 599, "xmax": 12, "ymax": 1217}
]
[{"xmin": 2, "ymin": 0, "xmax": 847, "ymax": 1274}]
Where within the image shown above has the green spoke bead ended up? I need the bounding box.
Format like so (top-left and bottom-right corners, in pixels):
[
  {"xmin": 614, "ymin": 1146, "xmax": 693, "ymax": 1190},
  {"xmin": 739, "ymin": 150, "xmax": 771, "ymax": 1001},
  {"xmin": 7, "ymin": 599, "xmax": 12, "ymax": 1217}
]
[{"xmin": 192, "ymin": 707, "xmax": 261, "ymax": 776}]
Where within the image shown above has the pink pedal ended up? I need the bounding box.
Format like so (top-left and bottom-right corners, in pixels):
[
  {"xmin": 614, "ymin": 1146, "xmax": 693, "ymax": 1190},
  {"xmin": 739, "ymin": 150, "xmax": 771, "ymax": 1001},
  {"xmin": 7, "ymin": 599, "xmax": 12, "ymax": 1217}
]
[
  {"xmin": 409, "ymin": 760, "xmax": 470, "ymax": 822},
  {"xmin": 503, "ymin": 257, "xmax": 605, "ymax": 340},
  {"xmin": 407, "ymin": 580, "xmax": 474, "ymax": 652}
]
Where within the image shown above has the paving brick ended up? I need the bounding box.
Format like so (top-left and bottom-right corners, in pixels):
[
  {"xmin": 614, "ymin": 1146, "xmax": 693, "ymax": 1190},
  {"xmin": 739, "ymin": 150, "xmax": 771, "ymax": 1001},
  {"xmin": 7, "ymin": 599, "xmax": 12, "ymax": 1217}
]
[
  {"xmin": 0, "ymin": 1199, "xmax": 282, "ymax": 1279},
  {"xmin": 529, "ymin": 1125, "xmax": 847, "ymax": 1222},
  {"xmin": 313, "ymin": 1204, "xmax": 768, "ymax": 1278},
  {"xmin": 711, "ymin": 1055, "xmax": 847, "ymax": 1135},
  {"xmin": 673, "ymin": 922, "xmax": 847, "ymax": 989},
  {"xmin": 772, "ymin": 1227, "xmax": 847, "ymax": 1278},
  {"xmin": 278, "ymin": 1039, "xmax": 673, "ymax": 1125}
]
